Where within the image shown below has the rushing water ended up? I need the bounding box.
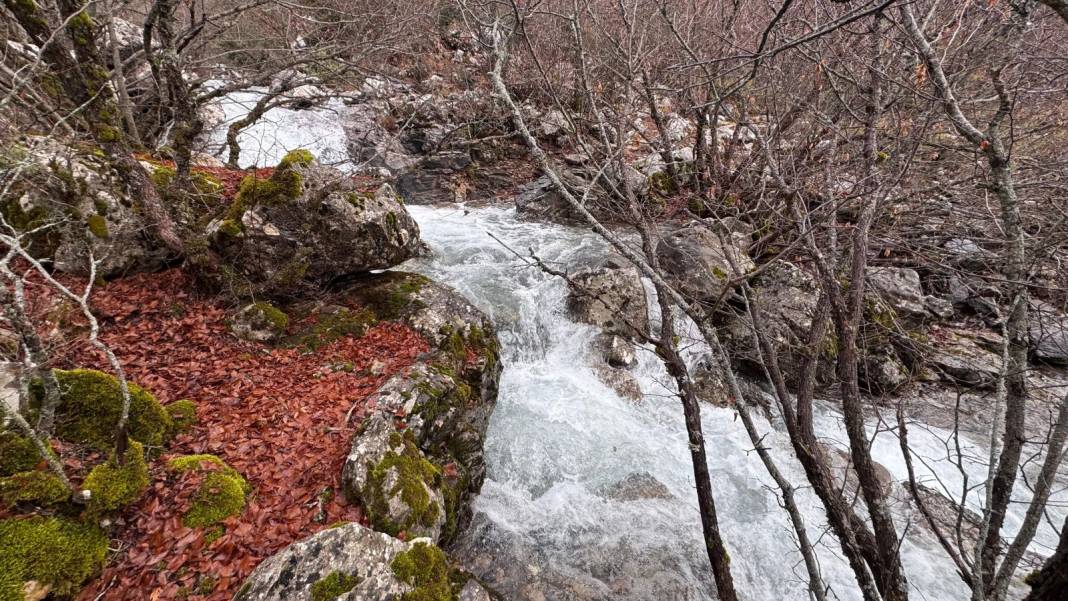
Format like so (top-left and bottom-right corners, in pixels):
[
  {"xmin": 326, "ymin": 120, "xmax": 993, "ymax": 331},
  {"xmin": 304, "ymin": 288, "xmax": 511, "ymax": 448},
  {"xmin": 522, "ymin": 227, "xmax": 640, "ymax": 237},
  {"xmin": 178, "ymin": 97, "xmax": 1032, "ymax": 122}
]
[
  {"xmin": 207, "ymin": 94, "xmax": 1065, "ymax": 601},
  {"xmin": 400, "ymin": 204, "xmax": 1065, "ymax": 601}
]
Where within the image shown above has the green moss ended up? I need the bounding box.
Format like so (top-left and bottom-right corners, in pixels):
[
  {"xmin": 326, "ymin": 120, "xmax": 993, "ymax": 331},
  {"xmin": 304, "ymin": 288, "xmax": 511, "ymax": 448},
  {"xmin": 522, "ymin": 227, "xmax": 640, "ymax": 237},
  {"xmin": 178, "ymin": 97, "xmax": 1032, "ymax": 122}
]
[
  {"xmin": 360, "ymin": 274, "xmax": 430, "ymax": 320},
  {"xmin": 196, "ymin": 574, "xmax": 218, "ymax": 595},
  {"xmin": 217, "ymin": 218, "xmax": 243, "ymax": 237},
  {"xmin": 0, "ymin": 198, "xmax": 49, "ymax": 233},
  {"xmin": 0, "ymin": 431, "xmax": 42, "ymax": 477},
  {"xmin": 310, "ymin": 570, "xmax": 360, "ymax": 601},
  {"xmin": 366, "ymin": 432, "xmax": 442, "ymax": 537},
  {"xmin": 345, "ymin": 191, "xmax": 372, "ymax": 210},
  {"xmin": 390, "ymin": 542, "xmax": 457, "ymax": 601},
  {"xmin": 277, "ymin": 149, "xmax": 315, "ymax": 170},
  {"xmin": 252, "ymin": 302, "xmax": 289, "ymax": 330},
  {"xmin": 165, "ymin": 400, "xmax": 198, "ymax": 434},
  {"xmin": 35, "ymin": 369, "xmax": 173, "ymax": 452},
  {"xmin": 86, "ymin": 214, "xmax": 109, "ymax": 239},
  {"xmin": 291, "ymin": 308, "xmax": 377, "ymax": 352},
  {"xmin": 82, "ymin": 441, "xmax": 149, "ymax": 516},
  {"xmin": 0, "ymin": 471, "xmax": 69, "ymax": 508},
  {"xmin": 199, "ymin": 525, "xmax": 223, "ymax": 545},
  {"xmin": 0, "ymin": 516, "xmax": 108, "ymax": 601},
  {"xmin": 167, "ymin": 455, "xmax": 249, "ymax": 528}
]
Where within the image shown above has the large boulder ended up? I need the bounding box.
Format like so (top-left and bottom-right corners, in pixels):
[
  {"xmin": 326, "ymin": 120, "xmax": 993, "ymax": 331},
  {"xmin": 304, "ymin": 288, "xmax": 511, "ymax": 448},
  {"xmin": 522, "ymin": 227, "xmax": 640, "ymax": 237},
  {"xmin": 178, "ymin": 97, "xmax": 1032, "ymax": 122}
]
[
  {"xmin": 1030, "ymin": 301, "xmax": 1068, "ymax": 365},
  {"xmin": 209, "ymin": 151, "xmax": 422, "ymax": 297},
  {"xmin": 656, "ymin": 221, "xmax": 754, "ymax": 305},
  {"xmin": 396, "ymin": 151, "xmax": 473, "ymax": 205},
  {"xmin": 340, "ymin": 272, "xmax": 501, "ymax": 544},
  {"xmin": 566, "ymin": 257, "xmax": 649, "ymax": 340},
  {"xmin": 721, "ymin": 262, "xmax": 825, "ymax": 387},
  {"xmin": 867, "ymin": 267, "xmax": 928, "ymax": 319},
  {"xmin": 2, "ymin": 137, "xmax": 168, "ymax": 277},
  {"xmin": 928, "ymin": 328, "xmax": 1001, "ymax": 387},
  {"xmin": 514, "ymin": 169, "xmax": 614, "ymax": 226},
  {"xmin": 234, "ymin": 523, "xmax": 493, "ymax": 601},
  {"xmin": 342, "ymin": 103, "xmax": 419, "ymax": 175}
]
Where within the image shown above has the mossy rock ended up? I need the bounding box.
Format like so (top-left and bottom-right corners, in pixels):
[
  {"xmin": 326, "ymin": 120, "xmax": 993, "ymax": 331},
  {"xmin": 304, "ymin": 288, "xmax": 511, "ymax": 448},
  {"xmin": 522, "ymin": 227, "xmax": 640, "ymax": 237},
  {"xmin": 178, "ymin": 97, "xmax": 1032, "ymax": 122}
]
[
  {"xmin": 82, "ymin": 441, "xmax": 149, "ymax": 516},
  {"xmin": 165, "ymin": 400, "xmax": 198, "ymax": 434},
  {"xmin": 222, "ymin": 150, "xmax": 315, "ymax": 230},
  {"xmin": 0, "ymin": 516, "xmax": 108, "ymax": 601},
  {"xmin": 0, "ymin": 431, "xmax": 42, "ymax": 477},
  {"xmin": 34, "ymin": 369, "xmax": 173, "ymax": 452},
  {"xmin": 390, "ymin": 542, "xmax": 460, "ymax": 601},
  {"xmin": 168, "ymin": 455, "xmax": 250, "ymax": 528},
  {"xmin": 288, "ymin": 307, "xmax": 377, "ymax": 352},
  {"xmin": 0, "ymin": 471, "xmax": 69, "ymax": 509},
  {"xmin": 310, "ymin": 570, "xmax": 360, "ymax": 601},
  {"xmin": 366, "ymin": 431, "xmax": 443, "ymax": 538}
]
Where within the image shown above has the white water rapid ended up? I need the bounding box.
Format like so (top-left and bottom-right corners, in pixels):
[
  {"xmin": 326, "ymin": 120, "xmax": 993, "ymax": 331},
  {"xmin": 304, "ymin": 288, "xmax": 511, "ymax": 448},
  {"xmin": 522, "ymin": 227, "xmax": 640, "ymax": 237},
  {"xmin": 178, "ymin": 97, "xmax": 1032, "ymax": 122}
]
[
  {"xmin": 206, "ymin": 93, "xmax": 1065, "ymax": 601},
  {"xmin": 400, "ymin": 204, "xmax": 1065, "ymax": 601}
]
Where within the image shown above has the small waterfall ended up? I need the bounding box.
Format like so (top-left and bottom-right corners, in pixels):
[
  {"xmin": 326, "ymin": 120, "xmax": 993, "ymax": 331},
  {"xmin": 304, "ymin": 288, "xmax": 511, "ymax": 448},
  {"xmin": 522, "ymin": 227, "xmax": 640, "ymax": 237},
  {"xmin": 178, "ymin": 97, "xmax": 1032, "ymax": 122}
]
[
  {"xmin": 402, "ymin": 204, "xmax": 1065, "ymax": 601},
  {"xmin": 202, "ymin": 90, "xmax": 1065, "ymax": 600}
]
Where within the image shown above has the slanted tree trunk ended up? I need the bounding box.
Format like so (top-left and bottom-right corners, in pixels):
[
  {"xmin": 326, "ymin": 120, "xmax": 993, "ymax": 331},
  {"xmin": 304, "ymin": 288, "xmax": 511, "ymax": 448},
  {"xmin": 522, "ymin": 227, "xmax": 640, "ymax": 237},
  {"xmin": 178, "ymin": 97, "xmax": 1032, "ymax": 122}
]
[{"xmin": 1024, "ymin": 517, "xmax": 1068, "ymax": 601}]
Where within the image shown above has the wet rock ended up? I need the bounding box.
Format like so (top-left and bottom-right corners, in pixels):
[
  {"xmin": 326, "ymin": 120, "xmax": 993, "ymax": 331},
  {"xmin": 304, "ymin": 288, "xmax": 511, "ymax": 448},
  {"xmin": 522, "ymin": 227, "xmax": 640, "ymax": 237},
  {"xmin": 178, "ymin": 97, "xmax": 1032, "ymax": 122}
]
[
  {"xmin": 5, "ymin": 137, "xmax": 168, "ymax": 277},
  {"xmin": 340, "ymin": 273, "xmax": 501, "ymax": 543},
  {"xmin": 721, "ymin": 262, "xmax": 824, "ymax": 388},
  {"xmin": 863, "ymin": 351, "xmax": 910, "ymax": 395},
  {"xmin": 1030, "ymin": 301, "xmax": 1068, "ymax": 365},
  {"xmin": 342, "ymin": 103, "xmax": 419, "ymax": 175},
  {"xmin": 514, "ymin": 170, "xmax": 612, "ymax": 226},
  {"xmin": 867, "ymin": 267, "xmax": 927, "ymax": 319},
  {"xmin": 822, "ymin": 443, "xmax": 895, "ymax": 499},
  {"xmin": 567, "ymin": 258, "xmax": 649, "ymax": 340},
  {"xmin": 656, "ymin": 221, "xmax": 754, "ymax": 305},
  {"xmin": 234, "ymin": 522, "xmax": 492, "ymax": 601},
  {"xmin": 593, "ymin": 365, "xmax": 642, "ymax": 402},
  {"xmin": 600, "ymin": 472, "xmax": 673, "ymax": 502},
  {"xmin": 595, "ymin": 334, "xmax": 637, "ymax": 369},
  {"xmin": 229, "ymin": 302, "xmax": 288, "ymax": 343},
  {"xmin": 1, "ymin": 362, "xmax": 19, "ymax": 418},
  {"xmin": 928, "ymin": 328, "xmax": 1001, "ymax": 387},
  {"xmin": 211, "ymin": 158, "xmax": 422, "ymax": 297},
  {"xmin": 396, "ymin": 151, "xmax": 473, "ymax": 205},
  {"xmin": 947, "ymin": 275, "xmax": 1001, "ymax": 323}
]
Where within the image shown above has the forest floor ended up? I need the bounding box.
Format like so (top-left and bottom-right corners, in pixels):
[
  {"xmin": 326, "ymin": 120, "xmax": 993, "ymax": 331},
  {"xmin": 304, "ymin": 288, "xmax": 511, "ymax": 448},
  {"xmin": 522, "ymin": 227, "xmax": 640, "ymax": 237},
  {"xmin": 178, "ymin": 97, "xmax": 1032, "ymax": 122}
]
[{"xmin": 28, "ymin": 268, "xmax": 429, "ymax": 601}]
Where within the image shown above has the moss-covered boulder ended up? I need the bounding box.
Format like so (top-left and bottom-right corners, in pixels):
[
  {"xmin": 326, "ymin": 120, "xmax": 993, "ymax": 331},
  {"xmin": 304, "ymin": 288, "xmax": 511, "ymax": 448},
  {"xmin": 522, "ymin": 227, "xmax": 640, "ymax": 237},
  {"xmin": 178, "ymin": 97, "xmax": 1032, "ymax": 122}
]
[
  {"xmin": 167, "ymin": 455, "xmax": 249, "ymax": 528},
  {"xmin": 208, "ymin": 151, "xmax": 422, "ymax": 298},
  {"xmin": 1, "ymin": 136, "xmax": 169, "ymax": 277},
  {"xmin": 340, "ymin": 273, "xmax": 501, "ymax": 545},
  {"xmin": 230, "ymin": 302, "xmax": 289, "ymax": 343},
  {"xmin": 35, "ymin": 369, "xmax": 173, "ymax": 452},
  {"xmin": 82, "ymin": 441, "xmax": 149, "ymax": 516},
  {"xmin": 0, "ymin": 431, "xmax": 42, "ymax": 477},
  {"xmin": 165, "ymin": 400, "xmax": 198, "ymax": 434},
  {"xmin": 232, "ymin": 522, "xmax": 492, "ymax": 601},
  {"xmin": 0, "ymin": 516, "xmax": 108, "ymax": 601},
  {"xmin": 361, "ymin": 422, "xmax": 446, "ymax": 540},
  {"xmin": 0, "ymin": 471, "xmax": 69, "ymax": 509}
]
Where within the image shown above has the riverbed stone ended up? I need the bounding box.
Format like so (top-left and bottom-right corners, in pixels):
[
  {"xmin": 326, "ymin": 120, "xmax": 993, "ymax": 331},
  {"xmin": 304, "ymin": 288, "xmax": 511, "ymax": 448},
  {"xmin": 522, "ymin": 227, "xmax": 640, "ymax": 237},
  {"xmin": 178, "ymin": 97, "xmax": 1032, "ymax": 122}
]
[
  {"xmin": 567, "ymin": 258, "xmax": 649, "ymax": 340},
  {"xmin": 600, "ymin": 472, "xmax": 673, "ymax": 502},
  {"xmin": 234, "ymin": 523, "xmax": 492, "ymax": 601},
  {"xmin": 867, "ymin": 267, "xmax": 927, "ymax": 319},
  {"xmin": 656, "ymin": 221, "xmax": 754, "ymax": 305},
  {"xmin": 210, "ymin": 156, "xmax": 422, "ymax": 297},
  {"xmin": 595, "ymin": 334, "xmax": 637, "ymax": 369},
  {"xmin": 1030, "ymin": 301, "xmax": 1068, "ymax": 365},
  {"xmin": 593, "ymin": 365, "xmax": 642, "ymax": 402}
]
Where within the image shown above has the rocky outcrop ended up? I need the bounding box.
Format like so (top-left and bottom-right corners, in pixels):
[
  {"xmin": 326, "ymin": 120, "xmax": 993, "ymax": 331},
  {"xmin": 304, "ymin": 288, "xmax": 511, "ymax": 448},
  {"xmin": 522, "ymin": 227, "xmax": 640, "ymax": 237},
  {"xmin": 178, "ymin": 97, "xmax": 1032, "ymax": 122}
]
[
  {"xmin": 396, "ymin": 151, "xmax": 473, "ymax": 205},
  {"xmin": 567, "ymin": 257, "xmax": 649, "ymax": 341},
  {"xmin": 1030, "ymin": 301, "xmax": 1068, "ymax": 365},
  {"xmin": 339, "ymin": 272, "xmax": 501, "ymax": 545},
  {"xmin": 928, "ymin": 328, "xmax": 1001, "ymax": 387},
  {"xmin": 209, "ymin": 152, "xmax": 422, "ymax": 297},
  {"xmin": 2, "ymin": 137, "xmax": 168, "ymax": 277},
  {"xmin": 229, "ymin": 302, "xmax": 289, "ymax": 343},
  {"xmin": 867, "ymin": 267, "xmax": 928, "ymax": 320},
  {"xmin": 721, "ymin": 261, "xmax": 826, "ymax": 388},
  {"xmin": 514, "ymin": 169, "xmax": 614, "ymax": 226},
  {"xmin": 656, "ymin": 221, "xmax": 754, "ymax": 305},
  {"xmin": 234, "ymin": 523, "xmax": 495, "ymax": 601},
  {"xmin": 600, "ymin": 472, "xmax": 673, "ymax": 502}
]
